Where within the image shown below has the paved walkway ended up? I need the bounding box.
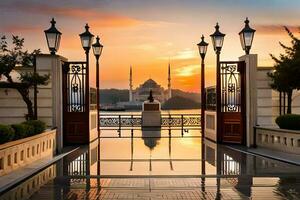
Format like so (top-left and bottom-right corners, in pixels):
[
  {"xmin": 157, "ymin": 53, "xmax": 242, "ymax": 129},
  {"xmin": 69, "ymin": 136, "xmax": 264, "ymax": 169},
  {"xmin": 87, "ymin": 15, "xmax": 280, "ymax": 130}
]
[
  {"xmin": 1, "ymin": 136, "xmax": 300, "ymax": 200},
  {"xmin": 27, "ymin": 177, "xmax": 300, "ymax": 199}
]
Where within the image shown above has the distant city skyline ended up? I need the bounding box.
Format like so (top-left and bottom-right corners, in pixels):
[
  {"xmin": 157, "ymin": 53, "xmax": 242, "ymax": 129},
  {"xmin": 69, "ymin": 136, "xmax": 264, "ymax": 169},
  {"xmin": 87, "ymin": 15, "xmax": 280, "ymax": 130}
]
[{"xmin": 1, "ymin": 0, "xmax": 300, "ymax": 92}]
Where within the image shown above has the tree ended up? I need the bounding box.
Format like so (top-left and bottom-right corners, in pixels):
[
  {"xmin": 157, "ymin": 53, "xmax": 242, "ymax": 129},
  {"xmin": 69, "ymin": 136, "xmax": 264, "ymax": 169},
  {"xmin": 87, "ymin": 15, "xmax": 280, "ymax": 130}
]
[
  {"xmin": 268, "ymin": 27, "xmax": 300, "ymax": 114},
  {"xmin": 0, "ymin": 35, "xmax": 50, "ymax": 120}
]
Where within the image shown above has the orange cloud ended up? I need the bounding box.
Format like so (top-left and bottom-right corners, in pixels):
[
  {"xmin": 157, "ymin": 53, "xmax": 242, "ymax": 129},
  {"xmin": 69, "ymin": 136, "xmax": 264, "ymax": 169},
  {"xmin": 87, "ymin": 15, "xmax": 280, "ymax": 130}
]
[
  {"xmin": 9, "ymin": 2, "xmax": 142, "ymax": 28},
  {"xmin": 255, "ymin": 24, "xmax": 299, "ymax": 35}
]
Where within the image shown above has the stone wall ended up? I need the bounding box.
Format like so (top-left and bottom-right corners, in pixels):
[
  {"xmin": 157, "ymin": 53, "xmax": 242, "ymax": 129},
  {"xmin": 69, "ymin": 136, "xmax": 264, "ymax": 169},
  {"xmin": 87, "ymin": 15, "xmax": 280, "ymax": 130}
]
[
  {"xmin": 0, "ymin": 129, "xmax": 56, "ymax": 176},
  {"xmin": 256, "ymin": 67, "xmax": 300, "ymax": 128},
  {"xmin": 204, "ymin": 110, "xmax": 217, "ymax": 142},
  {"xmin": 256, "ymin": 127, "xmax": 300, "ymax": 154},
  {"xmin": 0, "ymin": 54, "xmax": 66, "ymax": 151},
  {"xmin": 256, "ymin": 67, "xmax": 275, "ymax": 127},
  {"xmin": 0, "ymin": 55, "xmax": 66, "ymax": 128},
  {"xmin": 0, "ymin": 88, "xmax": 33, "ymax": 125}
]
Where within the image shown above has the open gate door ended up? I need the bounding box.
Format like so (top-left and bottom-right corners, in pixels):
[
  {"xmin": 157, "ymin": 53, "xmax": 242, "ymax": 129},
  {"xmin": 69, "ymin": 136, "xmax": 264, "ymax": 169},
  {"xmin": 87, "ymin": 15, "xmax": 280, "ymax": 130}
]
[
  {"xmin": 219, "ymin": 61, "xmax": 246, "ymax": 144},
  {"xmin": 62, "ymin": 62, "xmax": 90, "ymax": 144}
]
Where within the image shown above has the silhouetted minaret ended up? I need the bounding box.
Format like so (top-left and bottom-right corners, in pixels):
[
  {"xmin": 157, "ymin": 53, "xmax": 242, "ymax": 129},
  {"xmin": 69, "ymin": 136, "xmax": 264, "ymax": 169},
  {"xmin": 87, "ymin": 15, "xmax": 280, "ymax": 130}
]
[
  {"xmin": 168, "ymin": 62, "xmax": 171, "ymax": 99},
  {"xmin": 129, "ymin": 66, "xmax": 133, "ymax": 102}
]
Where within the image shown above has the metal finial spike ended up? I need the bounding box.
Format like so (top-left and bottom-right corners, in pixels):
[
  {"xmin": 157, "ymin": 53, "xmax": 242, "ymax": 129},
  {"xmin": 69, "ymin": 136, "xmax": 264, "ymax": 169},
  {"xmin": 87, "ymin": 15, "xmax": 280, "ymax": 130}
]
[
  {"xmin": 215, "ymin": 23, "xmax": 220, "ymax": 30},
  {"xmin": 245, "ymin": 17, "xmax": 249, "ymax": 25},
  {"xmin": 201, "ymin": 34, "xmax": 204, "ymax": 41},
  {"xmin": 96, "ymin": 36, "xmax": 100, "ymax": 41},
  {"xmin": 51, "ymin": 18, "xmax": 56, "ymax": 26},
  {"xmin": 85, "ymin": 23, "xmax": 89, "ymax": 30}
]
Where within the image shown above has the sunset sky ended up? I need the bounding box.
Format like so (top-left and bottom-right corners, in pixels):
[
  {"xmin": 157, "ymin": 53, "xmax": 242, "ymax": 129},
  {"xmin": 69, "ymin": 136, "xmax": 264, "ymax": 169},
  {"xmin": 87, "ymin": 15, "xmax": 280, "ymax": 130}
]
[{"xmin": 1, "ymin": 0, "xmax": 300, "ymax": 92}]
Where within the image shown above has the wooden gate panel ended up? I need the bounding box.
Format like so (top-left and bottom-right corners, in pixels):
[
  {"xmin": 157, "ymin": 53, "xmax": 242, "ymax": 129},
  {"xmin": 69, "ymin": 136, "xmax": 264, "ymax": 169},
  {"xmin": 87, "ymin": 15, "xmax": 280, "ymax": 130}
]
[
  {"xmin": 219, "ymin": 61, "xmax": 246, "ymax": 144},
  {"xmin": 63, "ymin": 62, "xmax": 89, "ymax": 145},
  {"xmin": 221, "ymin": 112, "xmax": 243, "ymax": 143}
]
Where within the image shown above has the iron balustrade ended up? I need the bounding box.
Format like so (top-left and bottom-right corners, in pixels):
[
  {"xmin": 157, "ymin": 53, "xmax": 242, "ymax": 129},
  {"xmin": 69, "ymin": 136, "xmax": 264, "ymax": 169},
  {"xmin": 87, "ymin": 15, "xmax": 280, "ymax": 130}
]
[{"xmin": 99, "ymin": 114, "xmax": 201, "ymax": 130}]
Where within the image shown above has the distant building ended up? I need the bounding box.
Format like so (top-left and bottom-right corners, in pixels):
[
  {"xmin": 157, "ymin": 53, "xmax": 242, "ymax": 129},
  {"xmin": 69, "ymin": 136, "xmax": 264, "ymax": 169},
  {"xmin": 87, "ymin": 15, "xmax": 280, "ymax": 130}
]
[{"xmin": 129, "ymin": 63, "xmax": 172, "ymax": 104}]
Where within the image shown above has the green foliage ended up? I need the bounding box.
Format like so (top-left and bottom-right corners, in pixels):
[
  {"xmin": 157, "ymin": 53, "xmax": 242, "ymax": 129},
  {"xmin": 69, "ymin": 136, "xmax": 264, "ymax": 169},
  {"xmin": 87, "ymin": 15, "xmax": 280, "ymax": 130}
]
[
  {"xmin": 268, "ymin": 27, "xmax": 300, "ymax": 114},
  {"xmin": 275, "ymin": 114, "xmax": 300, "ymax": 130},
  {"xmin": 24, "ymin": 120, "xmax": 46, "ymax": 134},
  {"xmin": 0, "ymin": 35, "xmax": 49, "ymax": 120},
  {"xmin": 12, "ymin": 123, "xmax": 35, "ymax": 139},
  {"xmin": 0, "ymin": 125, "xmax": 15, "ymax": 144},
  {"xmin": 20, "ymin": 72, "xmax": 50, "ymax": 87},
  {"xmin": 0, "ymin": 120, "xmax": 46, "ymax": 144}
]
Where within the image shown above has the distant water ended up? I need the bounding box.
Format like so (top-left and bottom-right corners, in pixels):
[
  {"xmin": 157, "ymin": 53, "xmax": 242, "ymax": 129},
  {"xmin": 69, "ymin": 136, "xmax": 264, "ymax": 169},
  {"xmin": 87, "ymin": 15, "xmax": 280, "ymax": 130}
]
[{"xmin": 100, "ymin": 109, "xmax": 201, "ymax": 115}]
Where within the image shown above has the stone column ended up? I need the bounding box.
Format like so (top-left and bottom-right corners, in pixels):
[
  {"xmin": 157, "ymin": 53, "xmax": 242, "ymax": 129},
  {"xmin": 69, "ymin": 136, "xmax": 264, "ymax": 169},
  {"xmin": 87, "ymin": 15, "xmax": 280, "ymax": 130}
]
[
  {"xmin": 239, "ymin": 54, "xmax": 258, "ymax": 147},
  {"xmin": 36, "ymin": 54, "xmax": 67, "ymax": 153}
]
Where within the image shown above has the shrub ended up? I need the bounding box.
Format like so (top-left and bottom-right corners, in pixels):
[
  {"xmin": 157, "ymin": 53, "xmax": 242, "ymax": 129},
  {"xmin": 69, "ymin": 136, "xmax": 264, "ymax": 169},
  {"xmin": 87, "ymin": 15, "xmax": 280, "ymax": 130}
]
[
  {"xmin": 12, "ymin": 123, "xmax": 35, "ymax": 139},
  {"xmin": 24, "ymin": 120, "xmax": 46, "ymax": 135},
  {"xmin": 0, "ymin": 120, "xmax": 46, "ymax": 144},
  {"xmin": 11, "ymin": 124, "xmax": 27, "ymax": 140},
  {"xmin": 0, "ymin": 125, "xmax": 15, "ymax": 144},
  {"xmin": 275, "ymin": 114, "xmax": 300, "ymax": 130}
]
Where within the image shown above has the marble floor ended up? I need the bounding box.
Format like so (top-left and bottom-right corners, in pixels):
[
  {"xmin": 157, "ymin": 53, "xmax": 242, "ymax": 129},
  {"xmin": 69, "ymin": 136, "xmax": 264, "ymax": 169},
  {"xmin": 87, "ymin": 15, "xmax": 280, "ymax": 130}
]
[{"xmin": 1, "ymin": 129, "xmax": 300, "ymax": 199}]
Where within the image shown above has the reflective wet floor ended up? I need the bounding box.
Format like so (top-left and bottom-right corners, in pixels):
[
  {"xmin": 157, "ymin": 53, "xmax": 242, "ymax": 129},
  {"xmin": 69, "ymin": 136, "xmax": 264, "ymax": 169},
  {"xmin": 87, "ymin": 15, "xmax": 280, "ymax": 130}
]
[{"xmin": 1, "ymin": 129, "xmax": 300, "ymax": 199}]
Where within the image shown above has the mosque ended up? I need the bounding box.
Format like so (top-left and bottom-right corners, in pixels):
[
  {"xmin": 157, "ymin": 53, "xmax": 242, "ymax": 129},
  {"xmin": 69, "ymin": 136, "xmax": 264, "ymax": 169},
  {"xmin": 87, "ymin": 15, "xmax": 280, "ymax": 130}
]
[
  {"xmin": 117, "ymin": 64, "xmax": 172, "ymax": 109},
  {"xmin": 129, "ymin": 64, "xmax": 172, "ymax": 104}
]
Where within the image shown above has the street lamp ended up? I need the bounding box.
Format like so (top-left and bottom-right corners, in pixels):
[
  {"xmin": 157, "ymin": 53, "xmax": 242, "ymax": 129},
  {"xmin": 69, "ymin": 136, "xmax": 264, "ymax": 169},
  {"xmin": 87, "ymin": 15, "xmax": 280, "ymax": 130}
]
[
  {"xmin": 92, "ymin": 36, "xmax": 103, "ymax": 59},
  {"xmin": 79, "ymin": 23, "xmax": 94, "ymax": 116},
  {"xmin": 79, "ymin": 24, "xmax": 94, "ymax": 53},
  {"xmin": 210, "ymin": 23, "xmax": 225, "ymax": 143},
  {"xmin": 197, "ymin": 35, "xmax": 208, "ymax": 137},
  {"xmin": 44, "ymin": 18, "xmax": 62, "ymax": 55},
  {"xmin": 210, "ymin": 23, "xmax": 225, "ymax": 54},
  {"xmin": 92, "ymin": 36, "xmax": 103, "ymax": 134},
  {"xmin": 239, "ymin": 17, "xmax": 256, "ymax": 55},
  {"xmin": 197, "ymin": 35, "xmax": 208, "ymax": 60}
]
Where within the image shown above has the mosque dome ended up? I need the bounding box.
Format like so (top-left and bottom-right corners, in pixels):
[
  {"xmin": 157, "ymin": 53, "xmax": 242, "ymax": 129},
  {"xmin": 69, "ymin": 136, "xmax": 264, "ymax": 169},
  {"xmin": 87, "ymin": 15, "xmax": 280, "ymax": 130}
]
[{"xmin": 141, "ymin": 79, "xmax": 160, "ymax": 88}]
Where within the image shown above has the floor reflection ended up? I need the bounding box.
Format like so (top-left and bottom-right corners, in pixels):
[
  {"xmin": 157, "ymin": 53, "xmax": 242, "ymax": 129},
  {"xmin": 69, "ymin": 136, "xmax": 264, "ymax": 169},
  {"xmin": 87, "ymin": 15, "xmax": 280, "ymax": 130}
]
[{"xmin": 1, "ymin": 129, "xmax": 300, "ymax": 199}]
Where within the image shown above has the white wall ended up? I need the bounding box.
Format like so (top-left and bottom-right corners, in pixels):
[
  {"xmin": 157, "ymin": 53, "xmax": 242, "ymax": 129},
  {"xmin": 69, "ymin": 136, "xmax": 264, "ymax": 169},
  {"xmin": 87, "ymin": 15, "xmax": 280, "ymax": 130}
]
[
  {"xmin": 256, "ymin": 67, "xmax": 300, "ymax": 128},
  {"xmin": 256, "ymin": 67, "xmax": 275, "ymax": 127},
  {"xmin": 0, "ymin": 54, "xmax": 67, "ymax": 152}
]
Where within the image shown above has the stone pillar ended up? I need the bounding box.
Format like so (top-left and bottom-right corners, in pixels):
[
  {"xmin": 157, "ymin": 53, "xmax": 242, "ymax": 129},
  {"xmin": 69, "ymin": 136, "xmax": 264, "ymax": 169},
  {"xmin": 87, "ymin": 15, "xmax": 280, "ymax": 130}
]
[
  {"xmin": 142, "ymin": 100, "xmax": 161, "ymax": 128},
  {"xmin": 36, "ymin": 54, "xmax": 67, "ymax": 153},
  {"xmin": 239, "ymin": 54, "xmax": 257, "ymax": 147}
]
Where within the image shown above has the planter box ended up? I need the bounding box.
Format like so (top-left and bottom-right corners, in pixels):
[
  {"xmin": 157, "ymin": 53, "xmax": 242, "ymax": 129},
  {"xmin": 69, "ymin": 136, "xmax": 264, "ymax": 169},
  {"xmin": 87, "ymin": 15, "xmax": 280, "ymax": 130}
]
[
  {"xmin": 255, "ymin": 127, "xmax": 300, "ymax": 154},
  {"xmin": 0, "ymin": 129, "xmax": 56, "ymax": 176}
]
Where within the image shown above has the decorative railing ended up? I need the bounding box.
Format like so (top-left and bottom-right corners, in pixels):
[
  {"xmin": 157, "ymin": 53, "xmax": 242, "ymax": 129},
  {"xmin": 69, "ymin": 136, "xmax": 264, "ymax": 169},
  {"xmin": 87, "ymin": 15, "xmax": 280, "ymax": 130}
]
[
  {"xmin": 161, "ymin": 114, "xmax": 201, "ymax": 127},
  {"xmin": 100, "ymin": 115, "xmax": 142, "ymax": 128},
  {"xmin": 99, "ymin": 114, "xmax": 201, "ymax": 129},
  {"xmin": 254, "ymin": 126, "xmax": 300, "ymax": 155}
]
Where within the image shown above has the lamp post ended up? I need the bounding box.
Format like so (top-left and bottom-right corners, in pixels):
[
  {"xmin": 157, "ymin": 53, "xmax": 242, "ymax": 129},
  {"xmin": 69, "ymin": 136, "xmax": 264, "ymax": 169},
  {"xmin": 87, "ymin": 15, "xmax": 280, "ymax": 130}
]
[
  {"xmin": 79, "ymin": 24, "xmax": 94, "ymax": 113},
  {"xmin": 44, "ymin": 18, "xmax": 62, "ymax": 55},
  {"xmin": 197, "ymin": 35, "xmax": 208, "ymax": 138},
  {"xmin": 210, "ymin": 23, "xmax": 225, "ymax": 199},
  {"xmin": 239, "ymin": 17, "xmax": 256, "ymax": 55},
  {"xmin": 42, "ymin": 18, "xmax": 62, "ymax": 120},
  {"xmin": 210, "ymin": 23, "xmax": 225, "ymax": 142},
  {"xmin": 92, "ymin": 36, "xmax": 103, "ymax": 135}
]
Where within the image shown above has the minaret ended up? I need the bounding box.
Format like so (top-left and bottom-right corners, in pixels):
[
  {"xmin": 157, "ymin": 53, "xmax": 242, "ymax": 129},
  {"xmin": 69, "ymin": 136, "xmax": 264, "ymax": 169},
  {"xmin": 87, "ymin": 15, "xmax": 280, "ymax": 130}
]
[
  {"xmin": 129, "ymin": 66, "xmax": 133, "ymax": 102},
  {"xmin": 168, "ymin": 62, "xmax": 172, "ymax": 99}
]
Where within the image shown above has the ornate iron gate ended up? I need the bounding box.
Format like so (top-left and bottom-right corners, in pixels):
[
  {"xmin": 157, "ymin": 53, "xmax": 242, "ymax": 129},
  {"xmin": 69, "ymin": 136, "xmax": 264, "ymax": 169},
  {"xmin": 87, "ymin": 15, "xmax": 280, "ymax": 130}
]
[
  {"xmin": 63, "ymin": 61, "xmax": 90, "ymax": 144},
  {"xmin": 219, "ymin": 61, "xmax": 246, "ymax": 144}
]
